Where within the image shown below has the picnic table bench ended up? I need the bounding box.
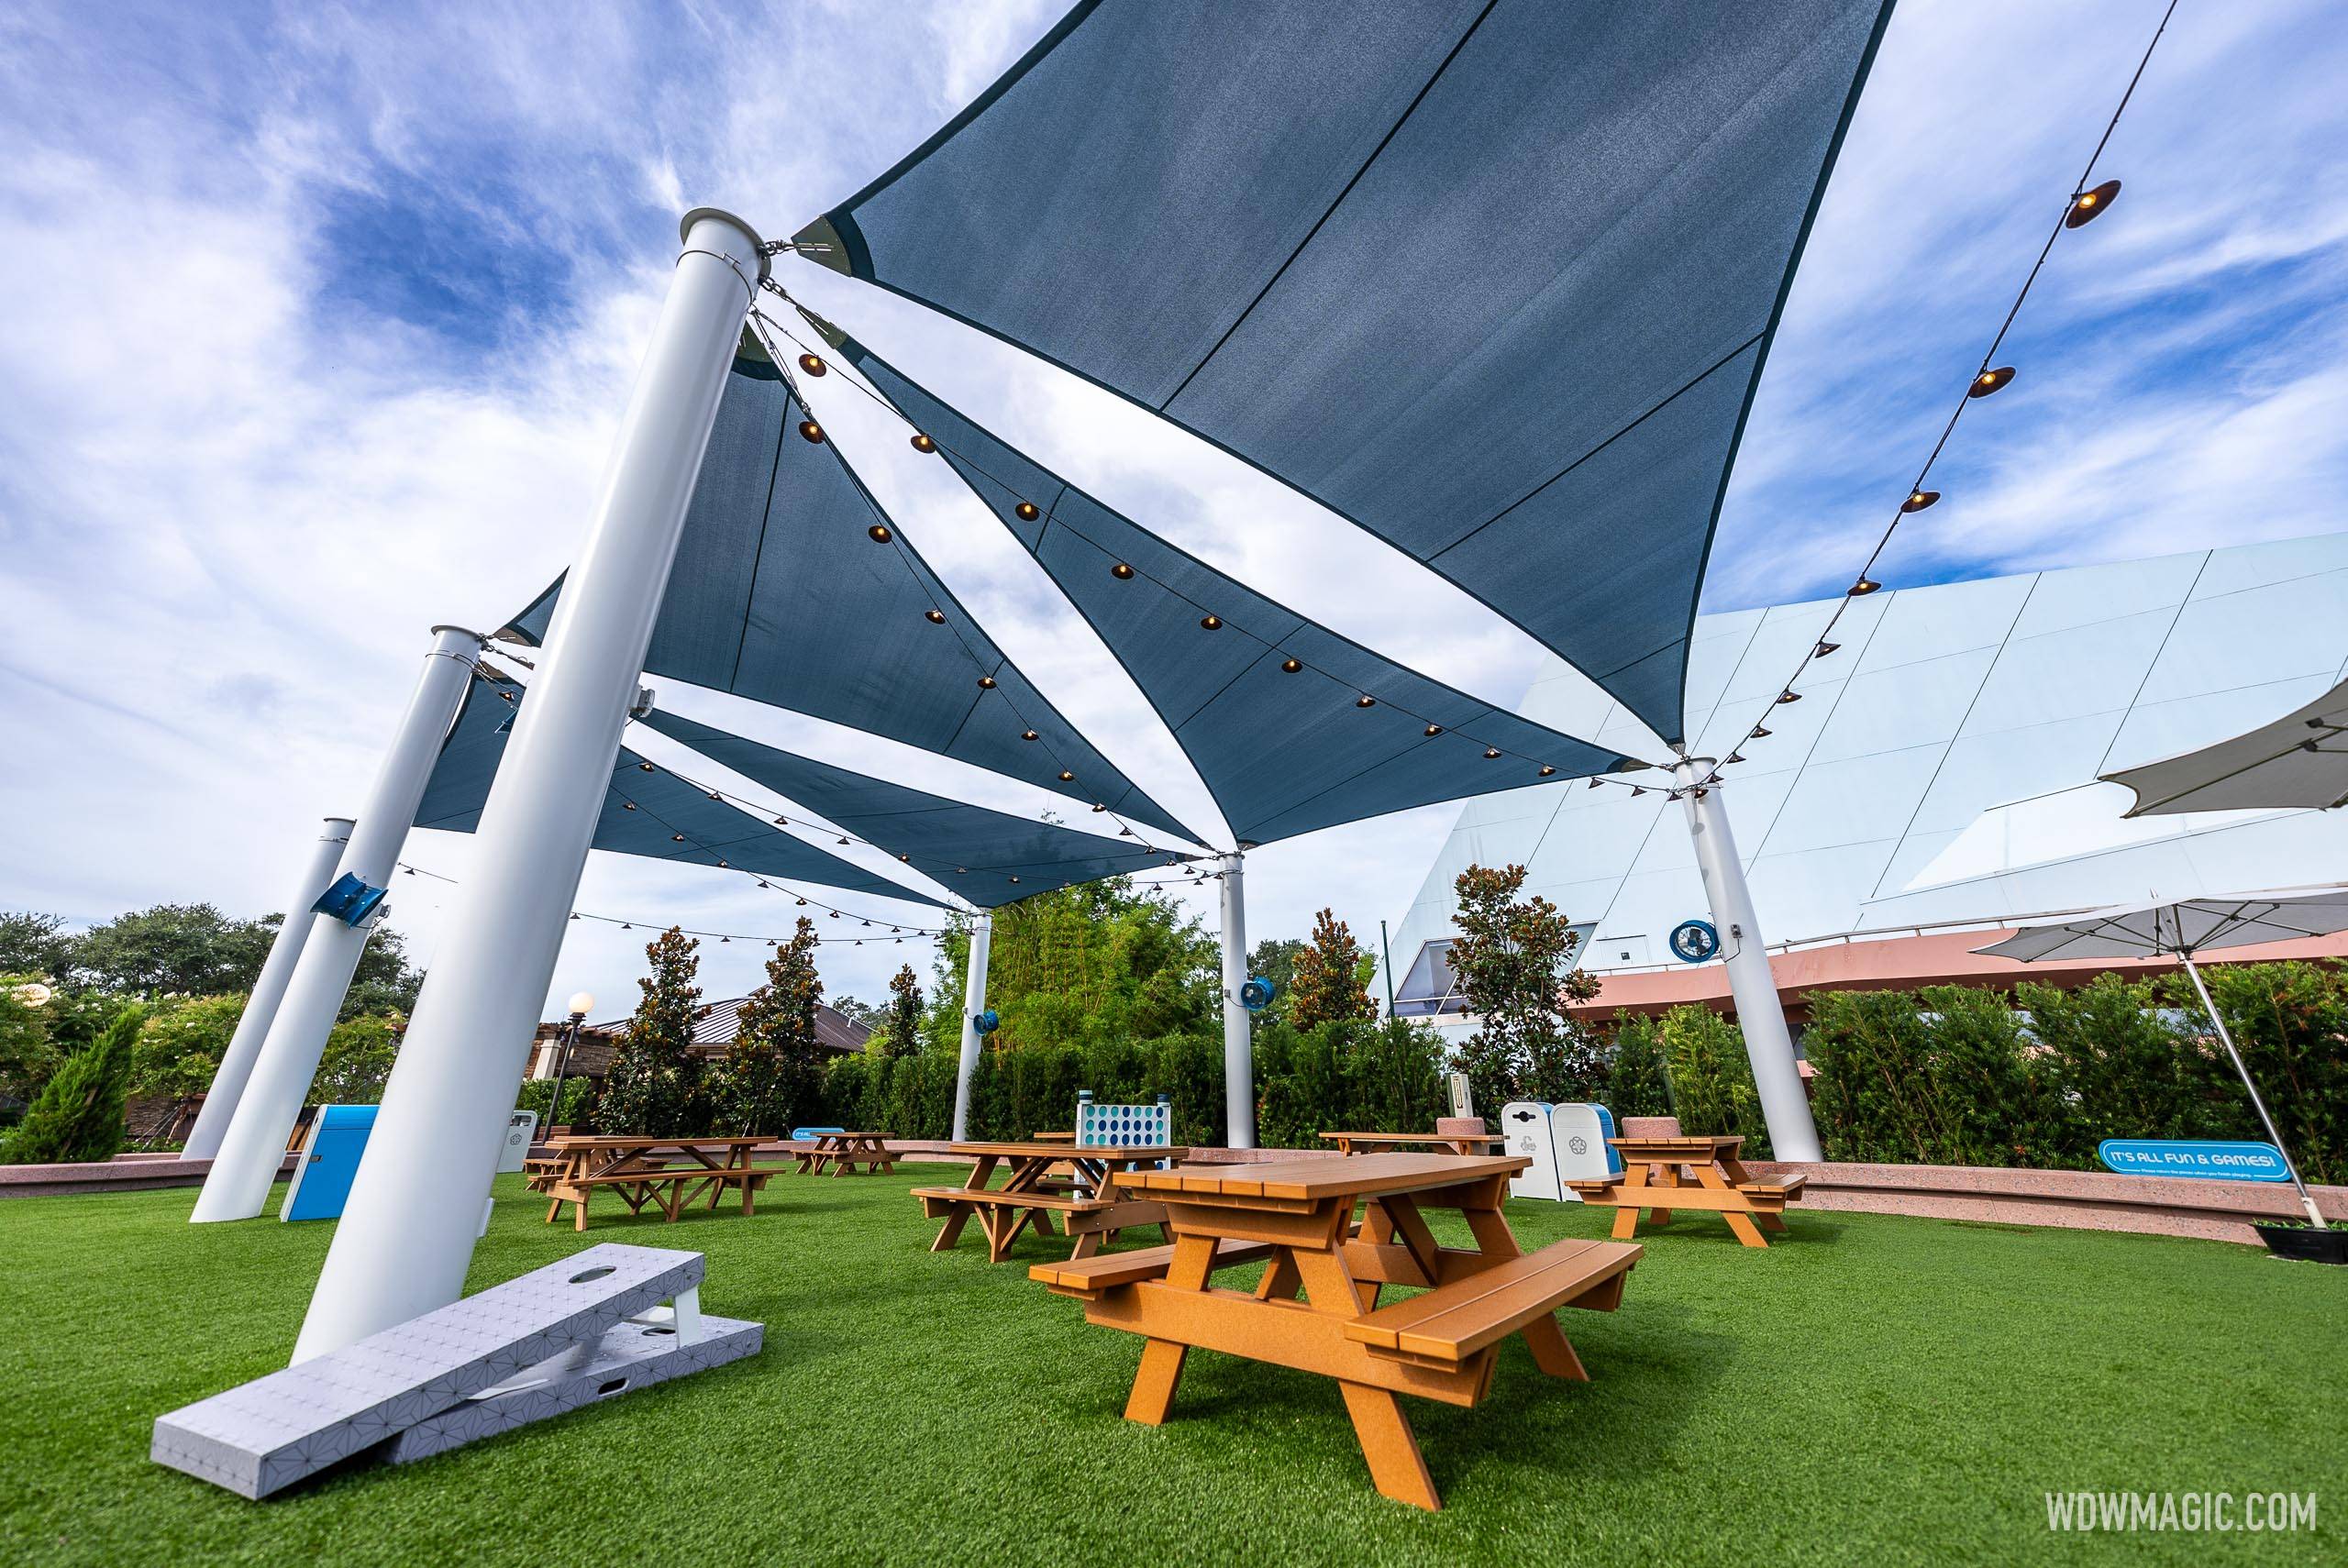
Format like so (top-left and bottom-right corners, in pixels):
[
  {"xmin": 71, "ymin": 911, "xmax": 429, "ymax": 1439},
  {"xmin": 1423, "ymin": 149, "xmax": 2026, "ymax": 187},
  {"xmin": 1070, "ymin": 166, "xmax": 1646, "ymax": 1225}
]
[
  {"xmin": 792, "ymin": 1130, "xmax": 897, "ymax": 1176},
  {"xmin": 1564, "ymin": 1134, "xmax": 1804, "ymax": 1247},
  {"xmin": 1032, "ymin": 1152, "xmax": 1641, "ymax": 1510},
  {"xmin": 1319, "ymin": 1131, "xmax": 1508, "ymax": 1157},
  {"xmin": 530, "ymin": 1135, "xmax": 781, "ymax": 1231},
  {"xmin": 914, "ymin": 1142, "xmax": 1185, "ymax": 1264}
]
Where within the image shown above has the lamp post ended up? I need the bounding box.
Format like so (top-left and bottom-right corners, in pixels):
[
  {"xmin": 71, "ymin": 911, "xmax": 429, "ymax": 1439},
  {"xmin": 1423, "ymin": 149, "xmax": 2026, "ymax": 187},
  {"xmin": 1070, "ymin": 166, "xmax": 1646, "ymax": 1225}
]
[{"xmin": 544, "ymin": 990, "xmax": 595, "ymax": 1140}]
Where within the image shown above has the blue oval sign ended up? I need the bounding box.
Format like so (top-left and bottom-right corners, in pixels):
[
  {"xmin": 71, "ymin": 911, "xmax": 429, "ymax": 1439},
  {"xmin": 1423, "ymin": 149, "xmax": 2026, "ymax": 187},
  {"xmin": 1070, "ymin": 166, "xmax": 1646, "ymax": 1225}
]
[{"xmin": 2098, "ymin": 1139, "xmax": 2290, "ymax": 1182}]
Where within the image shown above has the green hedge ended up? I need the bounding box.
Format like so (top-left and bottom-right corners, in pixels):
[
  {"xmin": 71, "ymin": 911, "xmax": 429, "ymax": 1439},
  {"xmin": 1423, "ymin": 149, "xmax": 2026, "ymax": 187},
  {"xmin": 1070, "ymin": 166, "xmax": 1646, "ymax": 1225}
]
[
  {"xmin": 818, "ymin": 1018, "xmax": 1446, "ymax": 1147},
  {"xmin": 1797, "ymin": 964, "xmax": 2347, "ymax": 1181}
]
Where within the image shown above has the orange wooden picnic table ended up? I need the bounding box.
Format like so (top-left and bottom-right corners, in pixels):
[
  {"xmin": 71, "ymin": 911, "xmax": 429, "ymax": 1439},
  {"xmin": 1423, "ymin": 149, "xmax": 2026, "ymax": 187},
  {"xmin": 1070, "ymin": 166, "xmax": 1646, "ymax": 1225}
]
[
  {"xmin": 915, "ymin": 1141, "xmax": 1185, "ymax": 1263},
  {"xmin": 1319, "ymin": 1131, "xmax": 1507, "ymax": 1157},
  {"xmin": 1031, "ymin": 1152, "xmax": 1641, "ymax": 1510},
  {"xmin": 1565, "ymin": 1133, "xmax": 1806, "ymax": 1247},
  {"xmin": 528, "ymin": 1134, "xmax": 778, "ymax": 1231},
  {"xmin": 792, "ymin": 1130, "xmax": 897, "ymax": 1176}
]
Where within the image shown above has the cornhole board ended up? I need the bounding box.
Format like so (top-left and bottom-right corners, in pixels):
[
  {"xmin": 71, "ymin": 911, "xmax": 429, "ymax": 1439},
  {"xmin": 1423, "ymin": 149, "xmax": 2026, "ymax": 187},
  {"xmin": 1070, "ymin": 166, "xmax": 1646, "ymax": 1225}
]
[
  {"xmin": 497, "ymin": 1110, "xmax": 538, "ymax": 1174},
  {"xmin": 1075, "ymin": 1092, "xmax": 1172, "ymax": 1194},
  {"xmin": 281, "ymin": 1104, "xmax": 377, "ymax": 1222},
  {"xmin": 1550, "ymin": 1103, "xmax": 1625, "ymax": 1200},
  {"xmin": 1501, "ymin": 1101, "xmax": 1563, "ymax": 1201},
  {"xmin": 152, "ymin": 1244, "xmax": 759, "ymax": 1498}
]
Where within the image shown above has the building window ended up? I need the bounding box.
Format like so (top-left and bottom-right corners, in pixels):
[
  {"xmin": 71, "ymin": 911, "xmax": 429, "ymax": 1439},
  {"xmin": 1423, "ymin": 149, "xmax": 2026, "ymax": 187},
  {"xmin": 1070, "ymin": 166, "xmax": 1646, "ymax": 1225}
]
[{"xmin": 1393, "ymin": 940, "xmax": 1472, "ymax": 1018}]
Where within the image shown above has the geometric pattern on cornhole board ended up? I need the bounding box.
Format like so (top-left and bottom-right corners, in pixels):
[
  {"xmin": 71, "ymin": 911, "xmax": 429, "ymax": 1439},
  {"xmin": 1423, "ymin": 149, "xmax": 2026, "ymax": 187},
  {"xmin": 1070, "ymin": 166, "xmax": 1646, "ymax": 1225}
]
[
  {"xmin": 1075, "ymin": 1100, "xmax": 1169, "ymax": 1149},
  {"xmin": 383, "ymin": 1313, "xmax": 763, "ymax": 1465},
  {"xmin": 151, "ymin": 1244, "xmax": 705, "ymax": 1498}
]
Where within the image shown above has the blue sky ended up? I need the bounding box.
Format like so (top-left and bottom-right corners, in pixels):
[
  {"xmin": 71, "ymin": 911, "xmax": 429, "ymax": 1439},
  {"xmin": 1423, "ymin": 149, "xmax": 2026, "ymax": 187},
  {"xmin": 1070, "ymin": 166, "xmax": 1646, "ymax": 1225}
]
[{"xmin": 5, "ymin": 0, "xmax": 2346, "ymax": 1017}]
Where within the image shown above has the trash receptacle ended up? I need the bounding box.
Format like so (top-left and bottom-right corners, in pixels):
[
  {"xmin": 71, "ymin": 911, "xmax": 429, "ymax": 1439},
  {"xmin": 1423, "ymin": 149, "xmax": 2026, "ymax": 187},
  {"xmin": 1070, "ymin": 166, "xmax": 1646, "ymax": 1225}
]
[{"xmin": 1501, "ymin": 1100, "xmax": 1563, "ymax": 1201}]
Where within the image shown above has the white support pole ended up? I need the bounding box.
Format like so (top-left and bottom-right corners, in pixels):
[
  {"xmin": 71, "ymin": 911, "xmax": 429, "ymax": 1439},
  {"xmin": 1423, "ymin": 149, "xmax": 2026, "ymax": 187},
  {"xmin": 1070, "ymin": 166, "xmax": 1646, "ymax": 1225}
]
[
  {"xmin": 193, "ymin": 628, "xmax": 483, "ymax": 1220},
  {"xmin": 293, "ymin": 209, "xmax": 765, "ymax": 1362},
  {"xmin": 951, "ymin": 913, "xmax": 992, "ymax": 1143},
  {"xmin": 2180, "ymin": 953, "xmax": 2328, "ymax": 1231},
  {"xmin": 180, "ymin": 817, "xmax": 354, "ymax": 1160},
  {"xmin": 1673, "ymin": 758, "xmax": 1823, "ymax": 1163},
  {"xmin": 1219, "ymin": 850, "xmax": 1254, "ymax": 1149}
]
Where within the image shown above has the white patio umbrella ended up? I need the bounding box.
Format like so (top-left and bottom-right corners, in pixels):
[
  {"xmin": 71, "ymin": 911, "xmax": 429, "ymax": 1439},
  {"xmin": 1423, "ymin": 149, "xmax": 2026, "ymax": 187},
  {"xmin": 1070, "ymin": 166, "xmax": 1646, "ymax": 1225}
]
[
  {"xmin": 2102, "ymin": 675, "xmax": 2348, "ymax": 816},
  {"xmin": 1974, "ymin": 888, "xmax": 2348, "ymax": 1231}
]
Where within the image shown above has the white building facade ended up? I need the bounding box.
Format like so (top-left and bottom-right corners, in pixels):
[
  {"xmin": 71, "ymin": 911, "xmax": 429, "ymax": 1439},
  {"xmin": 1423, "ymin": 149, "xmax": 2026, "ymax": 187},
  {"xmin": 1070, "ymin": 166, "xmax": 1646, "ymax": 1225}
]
[{"xmin": 1383, "ymin": 532, "xmax": 2348, "ymax": 1021}]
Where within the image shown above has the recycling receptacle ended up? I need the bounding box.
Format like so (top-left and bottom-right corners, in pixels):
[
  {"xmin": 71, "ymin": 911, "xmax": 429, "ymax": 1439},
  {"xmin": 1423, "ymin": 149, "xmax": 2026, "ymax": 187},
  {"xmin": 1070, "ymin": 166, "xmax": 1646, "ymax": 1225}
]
[
  {"xmin": 281, "ymin": 1104, "xmax": 379, "ymax": 1222},
  {"xmin": 1500, "ymin": 1100, "xmax": 1563, "ymax": 1201},
  {"xmin": 1549, "ymin": 1103, "xmax": 1624, "ymax": 1199},
  {"xmin": 498, "ymin": 1110, "xmax": 539, "ymax": 1174}
]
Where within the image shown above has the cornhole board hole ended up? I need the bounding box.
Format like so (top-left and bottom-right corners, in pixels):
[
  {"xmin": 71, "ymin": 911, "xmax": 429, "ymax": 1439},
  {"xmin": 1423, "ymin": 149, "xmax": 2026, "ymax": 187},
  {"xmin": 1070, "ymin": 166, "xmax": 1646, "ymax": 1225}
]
[
  {"xmin": 281, "ymin": 1105, "xmax": 377, "ymax": 1222},
  {"xmin": 1501, "ymin": 1101, "xmax": 1563, "ymax": 1202},
  {"xmin": 152, "ymin": 1244, "xmax": 759, "ymax": 1498},
  {"xmin": 1550, "ymin": 1103, "xmax": 1624, "ymax": 1200},
  {"xmin": 498, "ymin": 1110, "xmax": 539, "ymax": 1174}
]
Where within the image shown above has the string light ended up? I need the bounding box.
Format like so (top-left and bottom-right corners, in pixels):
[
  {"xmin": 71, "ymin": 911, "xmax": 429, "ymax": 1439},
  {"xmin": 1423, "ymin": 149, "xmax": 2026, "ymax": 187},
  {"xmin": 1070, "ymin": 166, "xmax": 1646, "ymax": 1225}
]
[
  {"xmin": 1483, "ymin": 747, "xmax": 1501, "ymax": 760},
  {"xmin": 2066, "ymin": 177, "xmax": 2121, "ymax": 227},
  {"xmin": 1678, "ymin": 0, "xmax": 2171, "ymax": 797},
  {"xmin": 798, "ymin": 353, "xmax": 827, "ymax": 377},
  {"xmin": 868, "ymin": 524, "xmax": 893, "ymax": 543},
  {"xmin": 798, "ymin": 419, "xmax": 824, "ymax": 444},
  {"xmin": 1058, "ymin": 769, "xmax": 1075, "ymax": 781},
  {"xmin": 1021, "ymin": 729, "xmax": 1039, "ymax": 741},
  {"xmin": 743, "ymin": 303, "xmax": 1615, "ymax": 796},
  {"xmin": 925, "ymin": 609, "xmax": 947, "ymax": 624},
  {"xmin": 1424, "ymin": 724, "xmax": 1443, "ymax": 736},
  {"xmin": 977, "ymin": 676, "xmax": 996, "ymax": 689},
  {"xmin": 1968, "ymin": 367, "xmax": 2015, "ymax": 398},
  {"xmin": 1539, "ymin": 766, "xmax": 1556, "ymax": 777},
  {"xmin": 639, "ymin": 761, "xmax": 656, "ymax": 772}
]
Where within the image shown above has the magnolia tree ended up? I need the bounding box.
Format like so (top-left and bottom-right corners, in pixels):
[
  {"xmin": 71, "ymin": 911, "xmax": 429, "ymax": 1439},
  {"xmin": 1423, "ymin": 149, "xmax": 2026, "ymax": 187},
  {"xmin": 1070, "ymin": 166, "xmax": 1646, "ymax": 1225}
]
[
  {"xmin": 882, "ymin": 965, "xmax": 922, "ymax": 1059},
  {"xmin": 596, "ymin": 927, "xmax": 706, "ymax": 1136},
  {"xmin": 1290, "ymin": 908, "xmax": 1377, "ymax": 1030},
  {"xmin": 1447, "ymin": 864, "xmax": 1604, "ymax": 1115},
  {"xmin": 724, "ymin": 917, "xmax": 829, "ymax": 1135}
]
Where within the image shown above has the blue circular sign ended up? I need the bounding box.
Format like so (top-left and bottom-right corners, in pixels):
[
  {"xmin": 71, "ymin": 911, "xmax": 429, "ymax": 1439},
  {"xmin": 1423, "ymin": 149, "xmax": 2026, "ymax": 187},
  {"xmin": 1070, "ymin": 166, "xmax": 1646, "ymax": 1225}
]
[{"xmin": 1668, "ymin": 920, "xmax": 1720, "ymax": 964}]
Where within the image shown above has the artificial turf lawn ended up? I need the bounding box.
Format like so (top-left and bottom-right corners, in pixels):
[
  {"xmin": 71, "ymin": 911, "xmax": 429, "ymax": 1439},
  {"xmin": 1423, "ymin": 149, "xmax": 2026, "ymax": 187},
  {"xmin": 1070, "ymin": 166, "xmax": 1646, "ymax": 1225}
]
[{"xmin": 1, "ymin": 1166, "xmax": 2340, "ymax": 1567}]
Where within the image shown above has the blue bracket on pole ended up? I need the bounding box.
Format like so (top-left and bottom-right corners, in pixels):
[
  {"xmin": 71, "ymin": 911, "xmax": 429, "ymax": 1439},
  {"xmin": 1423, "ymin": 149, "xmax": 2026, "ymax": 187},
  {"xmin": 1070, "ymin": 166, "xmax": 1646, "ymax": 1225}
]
[{"xmin": 312, "ymin": 872, "xmax": 389, "ymax": 928}]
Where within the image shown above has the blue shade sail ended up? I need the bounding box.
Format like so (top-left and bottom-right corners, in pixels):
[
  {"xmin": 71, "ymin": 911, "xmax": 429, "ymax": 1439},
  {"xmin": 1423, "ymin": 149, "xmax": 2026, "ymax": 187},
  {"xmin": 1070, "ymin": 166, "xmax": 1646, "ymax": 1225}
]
[
  {"xmin": 834, "ymin": 335, "xmax": 1640, "ymax": 846},
  {"xmin": 414, "ymin": 674, "xmax": 948, "ymax": 909},
  {"xmin": 793, "ymin": 0, "xmax": 1893, "ymax": 745},
  {"xmin": 495, "ymin": 332, "xmax": 1198, "ymax": 844},
  {"xmin": 637, "ymin": 709, "xmax": 1191, "ymax": 908}
]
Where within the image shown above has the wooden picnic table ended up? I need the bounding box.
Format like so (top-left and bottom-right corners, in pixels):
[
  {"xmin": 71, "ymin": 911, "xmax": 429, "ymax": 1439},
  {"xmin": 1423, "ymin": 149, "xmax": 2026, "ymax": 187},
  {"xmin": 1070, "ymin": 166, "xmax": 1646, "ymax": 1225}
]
[
  {"xmin": 1565, "ymin": 1134, "xmax": 1806, "ymax": 1248},
  {"xmin": 1031, "ymin": 1153, "xmax": 1641, "ymax": 1510},
  {"xmin": 529, "ymin": 1135, "xmax": 780, "ymax": 1232},
  {"xmin": 915, "ymin": 1141, "xmax": 1186, "ymax": 1264},
  {"xmin": 792, "ymin": 1130, "xmax": 897, "ymax": 1176},
  {"xmin": 1319, "ymin": 1131, "xmax": 1508, "ymax": 1157}
]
